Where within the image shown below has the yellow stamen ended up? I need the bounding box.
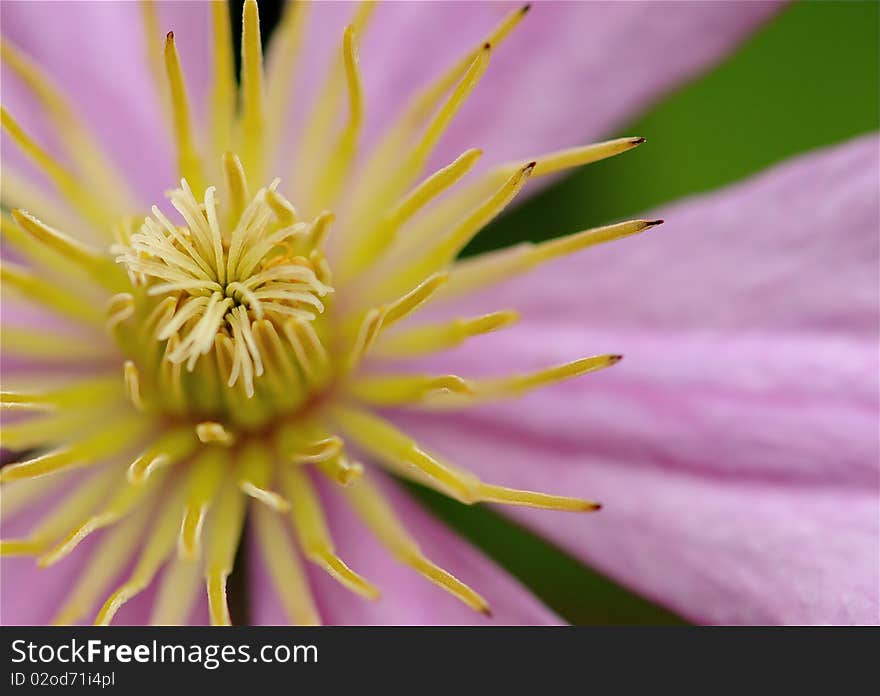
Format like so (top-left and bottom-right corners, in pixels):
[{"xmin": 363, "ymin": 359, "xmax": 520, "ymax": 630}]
[
  {"xmin": 311, "ymin": 25, "xmax": 364, "ymax": 210},
  {"xmin": 0, "ymin": 170, "xmax": 87, "ymax": 241},
  {"xmin": 264, "ymin": 0, "xmax": 309, "ymax": 174},
  {"xmin": 379, "ymin": 44, "xmax": 492, "ymax": 212},
  {"xmin": 281, "ymin": 466, "xmax": 379, "ymax": 599},
  {"xmin": 345, "ymin": 475, "xmax": 490, "ymax": 614},
  {"xmin": 293, "ymin": 2, "xmax": 375, "ymax": 199},
  {"xmin": 139, "ymin": 0, "xmax": 167, "ymax": 116},
  {"xmin": 1, "ymin": 40, "xmax": 135, "ymax": 216},
  {"xmin": 223, "ymin": 151, "xmax": 251, "ymax": 223},
  {"xmin": 178, "ymin": 448, "xmax": 228, "ymax": 560},
  {"xmin": 210, "ymin": 1, "xmax": 236, "ymax": 169},
  {"xmin": 342, "ymin": 148, "xmax": 483, "ymax": 278},
  {"xmin": 331, "ymin": 405, "xmax": 480, "ymax": 504},
  {"xmin": 1, "ymin": 262, "xmax": 104, "ymax": 326},
  {"xmin": 11, "ymin": 209, "xmax": 120, "ymax": 289},
  {"xmin": 196, "ymin": 421, "xmax": 236, "ymax": 446},
  {"xmin": 0, "ymin": 107, "xmax": 110, "ymax": 229},
  {"xmin": 205, "ymin": 479, "xmax": 247, "ymax": 626},
  {"xmin": 373, "ymin": 310, "xmax": 520, "ymax": 358},
  {"xmin": 52, "ymin": 501, "xmax": 152, "ymax": 625},
  {"xmin": 123, "ymin": 361, "xmax": 146, "ymax": 411},
  {"xmin": 0, "ymin": 377, "xmax": 121, "ymax": 412},
  {"xmin": 444, "ymin": 219, "xmax": 663, "ymax": 298},
  {"xmin": 39, "ymin": 470, "xmax": 164, "ymax": 568},
  {"xmin": 163, "ymin": 31, "xmax": 204, "ymax": 191},
  {"xmin": 478, "ymin": 483, "xmax": 601, "ymax": 512},
  {"xmin": 94, "ymin": 484, "xmax": 188, "ymax": 626},
  {"xmin": 253, "ymin": 502, "xmax": 322, "ymax": 625},
  {"xmin": 277, "ymin": 424, "xmax": 343, "ymax": 464},
  {"xmin": 239, "ymin": 0, "xmax": 266, "ymax": 177},
  {"xmin": 377, "ymin": 162, "xmax": 533, "ymax": 299},
  {"xmin": 127, "ymin": 427, "xmax": 198, "ymax": 484},
  {"xmin": 0, "ymin": 327, "xmax": 109, "ymax": 362},
  {"xmin": 350, "ymin": 4, "xmax": 526, "ymax": 219},
  {"xmin": 317, "ymin": 454, "xmax": 364, "ymax": 487},
  {"xmin": 2, "ymin": 211, "xmax": 88, "ymax": 281},
  {"xmin": 501, "ymin": 136, "xmax": 646, "ymax": 179},
  {"xmin": 424, "ymin": 354, "xmax": 624, "ymax": 406},
  {"xmin": 406, "ymin": 5, "xmax": 529, "ymax": 126},
  {"xmin": 382, "ymin": 272, "xmax": 450, "ymax": 328},
  {"xmin": 0, "ymin": 408, "xmax": 123, "ymax": 453},
  {"xmin": 0, "ymin": 418, "xmax": 148, "ymax": 482},
  {"xmin": 0, "ymin": 472, "xmax": 72, "ymax": 522},
  {"xmin": 347, "ymin": 373, "xmax": 474, "ymax": 406},
  {"xmin": 344, "ymin": 307, "xmax": 385, "ymax": 372},
  {"xmin": 150, "ymin": 554, "xmax": 202, "ymax": 625},
  {"xmin": 237, "ymin": 440, "xmax": 289, "ymax": 512},
  {"xmin": 0, "ymin": 468, "xmax": 116, "ymax": 557}
]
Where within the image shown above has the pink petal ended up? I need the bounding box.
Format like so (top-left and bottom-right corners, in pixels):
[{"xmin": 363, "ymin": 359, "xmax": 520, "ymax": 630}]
[
  {"xmin": 388, "ymin": 326, "xmax": 879, "ymax": 624},
  {"xmin": 429, "ymin": 133, "xmax": 880, "ymax": 335},
  {"xmin": 384, "ymin": 137, "xmax": 880, "ymax": 624},
  {"xmin": 0, "ymin": 488, "xmax": 99, "ymax": 625},
  {"xmin": 296, "ymin": 1, "xmax": 782, "ymax": 169},
  {"xmin": 248, "ymin": 473, "xmax": 562, "ymax": 625},
  {"xmin": 0, "ymin": 1, "xmax": 213, "ymax": 206}
]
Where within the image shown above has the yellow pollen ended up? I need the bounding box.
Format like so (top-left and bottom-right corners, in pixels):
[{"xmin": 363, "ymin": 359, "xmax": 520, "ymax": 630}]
[{"xmin": 0, "ymin": 0, "xmax": 654, "ymax": 626}]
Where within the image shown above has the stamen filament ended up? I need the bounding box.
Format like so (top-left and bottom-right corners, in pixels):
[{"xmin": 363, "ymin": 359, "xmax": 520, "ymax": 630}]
[
  {"xmin": 52, "ymin": 501, "xmax": 153, "ymax": 625},
  {"xmin": 331, "ymin": 406, "xmax": 481, "ymax": 503},
  {"xmin": 1, "ymin": 262, "xmax": 104, "ymax": 326},
  {"xmin": 128, "ymin": 428, "xmax": 199, "ymax": 484},
  {"xmin": 0, "ymin": 418, "xmax": 149, "ymax": 482},
  {"xmin": 253, "ymin": 502, "xmax": 322, "ymax": 625},
  {"xmin": 344, "ymin": 475, "xmax": 490, "ymax": 614},
  {"xmin": 164, "ymin": 31, "xmax": 204, "ymax": 192},
  {"xmin": 347, "ymin": 373, "xmax": 474, "ymax": 406},
  {"xmin": 373, "ymin": 310, "xmax": 520, "ymax": 358},
  {"xmin": 341, "ymin": 148, "xmax": 483, "ymax": 278},
  {"xmin": 0, "ymin": 468, "xmax": 116, "ymax": 556},
  {"xmin": 210, "ymin": 1, "xmax": 236, "ymax": 169},
  {"xmin": 311, "ymin": 25, "xmax": 364, "ymax": 211},
  {"xmin": 377, "ymin": 162, "xmax": 533, "ymax": 299},
  {"xmin": 281, "ymin": 466, "xmax": 379, "ymax": 599},
  {"xmin": 239, "ymin": 0, "xmax": 266, "ymax": 177},
  {"xmin": 178, "ymin": 448, "xmax": 228, "ymax": 560},
  {"xmin": 444, "ymin": 219, "xmax": 663, "ymax": 299},
  {"xmin": 0, "ymin": 107, "xmax": 111, "ymax": 229},
  {"xmin": 39, "ymin": 470, "xmax": 166, "ymax": 568},
  {"xmin": 205, "ymin": 479, "xmax": 247, "ymax": 626},
  {"xmin": 237, "ymin": 441, "xmax": 289, "ymax": 512},
  {"xmin": 94, "ymin": 484, "xmax": 188, "ymax": 626}
]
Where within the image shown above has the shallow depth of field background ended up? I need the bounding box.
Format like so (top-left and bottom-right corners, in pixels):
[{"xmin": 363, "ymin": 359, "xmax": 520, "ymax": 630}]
[{"xmin": 239, "ymin": 0, "xmax": 879, "ymax": 624}]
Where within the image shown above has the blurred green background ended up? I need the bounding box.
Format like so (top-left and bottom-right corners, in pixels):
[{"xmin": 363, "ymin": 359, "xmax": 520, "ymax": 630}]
[{"xmin": 246, "ymin": 0, "xmax": 879, "ymax": 624}]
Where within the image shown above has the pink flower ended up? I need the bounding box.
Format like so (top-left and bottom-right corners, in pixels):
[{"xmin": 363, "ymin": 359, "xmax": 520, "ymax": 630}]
[{"xmin": 1, "ymin": 1, "xmax": 876, "ymax": 626}]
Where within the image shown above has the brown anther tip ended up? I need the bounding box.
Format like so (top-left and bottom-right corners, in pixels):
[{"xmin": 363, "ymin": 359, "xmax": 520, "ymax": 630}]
[
  {"xmin": 592, "ymin": 503, "xmax": 603, "ymax": 512},
  {"xmin": 631, "ymin": 137, "xmax": 647, "ymax": 144},
  {"xmin": 521, "ymin": 4, "xmax": 532, "ymax": 14},
  {"xmin": 609, "ymin": 354, "xmax": 624, "ymax": 364},
  {"xmin": 646, "ymin": 219, "xmax": 664, "ymax": 227},
  {"xmin": 483, "ymin": 42, "xmax": 492, "ymax": 51},
  {"xmin": 480, "ymin": 605, "xmax": 494, "ymax": 618},
  {"xmin": 166, "ymin": 31, "xmax": 174, "ymax": 41},
  {"xmin": 524, "ymin": 161, "xmax": 537, "ymax": 173}
]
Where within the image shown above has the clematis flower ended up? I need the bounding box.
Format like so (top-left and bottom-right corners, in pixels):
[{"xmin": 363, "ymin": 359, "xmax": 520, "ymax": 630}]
[{"xmin": 0, "ymin": 0, "xmax": 875, "ymax": 627}]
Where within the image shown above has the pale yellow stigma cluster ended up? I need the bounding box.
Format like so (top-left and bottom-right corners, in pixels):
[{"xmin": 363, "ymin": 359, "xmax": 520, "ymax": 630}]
[
  {"xmin": 113, "ymin": 175, "xmax": 331, "ymax": 398},
  {"xmin": 0, "ymin": 1, "xmax": 660, "ymax": 625}
]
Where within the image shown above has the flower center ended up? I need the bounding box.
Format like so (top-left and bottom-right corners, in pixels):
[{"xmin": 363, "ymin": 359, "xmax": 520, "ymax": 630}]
[
  {"xmin": 0, "ymin": 0, "xmax": 655, "ymax": 627},
  {"xmin": 112, "ymin": 170, "xmax": 336, "ymax": 431}
]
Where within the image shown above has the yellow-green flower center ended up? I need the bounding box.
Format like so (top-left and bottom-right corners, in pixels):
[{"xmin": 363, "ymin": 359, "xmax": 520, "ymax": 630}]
[{"xmin": 0, "ymin": 0, "xmax": 659, "ymax": 626}]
